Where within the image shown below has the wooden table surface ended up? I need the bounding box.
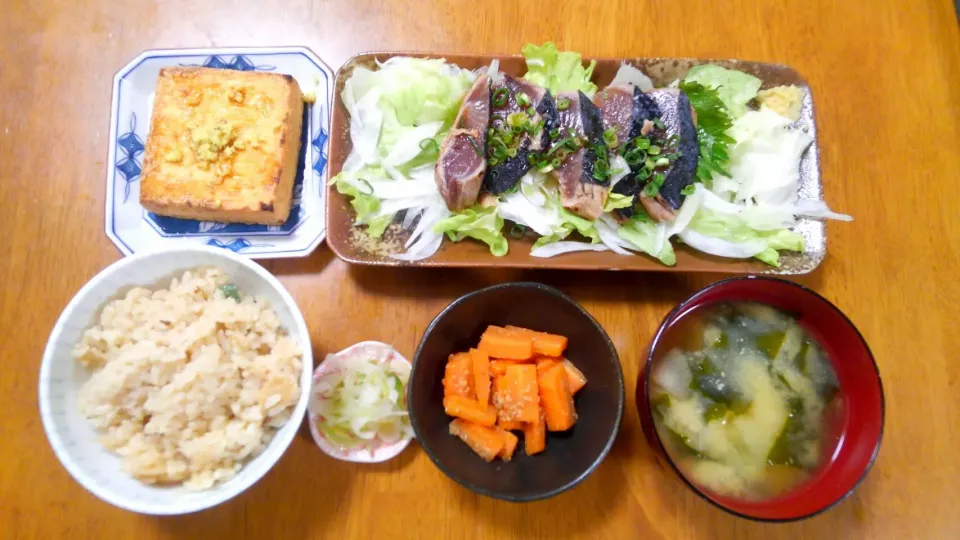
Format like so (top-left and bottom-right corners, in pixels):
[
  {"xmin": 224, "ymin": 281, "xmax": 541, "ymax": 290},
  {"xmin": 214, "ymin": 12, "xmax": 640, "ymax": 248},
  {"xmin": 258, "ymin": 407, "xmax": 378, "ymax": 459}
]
[{"xmin": 3, "ymin": 1, "xmax": 959, "ymax": 538}]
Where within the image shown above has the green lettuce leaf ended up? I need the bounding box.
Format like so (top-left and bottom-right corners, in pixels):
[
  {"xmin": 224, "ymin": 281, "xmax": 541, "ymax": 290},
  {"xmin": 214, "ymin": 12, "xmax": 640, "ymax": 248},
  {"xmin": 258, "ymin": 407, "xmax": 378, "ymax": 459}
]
[
  {"xmin": 559, "ymin": 209, "xmax": 600, "ymax": 243},
  {"xmin": 530, "ymin": 208, "xmax": 602, "ymax": 249},
  {"xmin": 689, "ymin": 208, "xmax": 804, "ymax": 267},
  {"xmin": 334, "ymin": 172, "xmax": 393, "ymax": 238},
  {"xmin": 602, "ymin": 193, "xmax": 634, "ymax": 213},
  {"xmin": 678, "ymin": 81, "xmax": 736, "ymax": 185},
  {"xmin": 371, "ymin": 58, "xmax": 476, "ymax": 127},
  {"xmin": 617, "ymin": 217, "xmax": 676, "ymax": 266},
  {"xmin": 521, "ymin": 42, "xmax": 598, "ymax": 97},
  {"xmin": 433, "ymin": 206, "xmax": 509, "ymax": 256},
  {"xmin": 684, "ymin": 65, "xmax": 762, "ymax": 119}
]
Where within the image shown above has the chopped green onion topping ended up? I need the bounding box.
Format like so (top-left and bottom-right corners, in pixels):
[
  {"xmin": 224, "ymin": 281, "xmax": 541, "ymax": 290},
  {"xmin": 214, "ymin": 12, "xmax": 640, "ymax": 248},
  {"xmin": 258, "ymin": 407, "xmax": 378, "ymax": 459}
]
[
  {"xmin": 648, "ymin": 145, "xmax": 661, "ymax": 156},
  {"xmin": 625, "ymin": 149, "xmax": 644, "ymax": 167},
  {"xmin": 219, "ymin": 284, "xmax": 240, "ymax": 302},
  {"xmin": 549, "ymin": 136, "xmax": 577, "ymax": 155},
  {"xmin": 465, "ymin": 135, "xmax": 483, "ymax": 156},
  {"xmin": 653, "ymin": 117, "xmax": 666, "ymax": 129},
  {"xmin": 681, "ymin": 184, "xmax": 698, "ymax": 196},
  {"xmin": 517, "ymin": 93, "xmax": 530, "ymax": 107},
  {"xmin": 549, "ymin": 128, "xmax": 560, "ymax": 139},
  {"xmin": 506, "ymin": 147, "xmax": 518, "ymax": 158},
  {"xmin": 509, "ymin": 223, "xmax": 526, "ymax": 238},
  {"xmin": 551, "ymin": 156, "xmax": 563, "ymax": 168},
  {"xmin": 419, "ymin": 138, "xmax": 439, "ymax": 153},
  {"xmin": 492, "ymin": 87, "xmax": 509, "ymax": 107},
  {"xmin": 358, "ymin": 178, "xmax": 374, "ymax": 195},
  {"xmin": 556, "ymin": 97, "xmax": 571, "ymax": 111},
  {"xmin": 602, "ymin": 128, "xmax": 618, "ymax": 148},
  {"xmin": 655, "ymin": 157, "xmax": 670, "ymax": 167},
  {"xmin": 526, "ymin": 106, "xmax": 536, "ymax": 116},
  {"xmin": 507, "ymin": 112, "xmax": 528, "ymax": 128}
]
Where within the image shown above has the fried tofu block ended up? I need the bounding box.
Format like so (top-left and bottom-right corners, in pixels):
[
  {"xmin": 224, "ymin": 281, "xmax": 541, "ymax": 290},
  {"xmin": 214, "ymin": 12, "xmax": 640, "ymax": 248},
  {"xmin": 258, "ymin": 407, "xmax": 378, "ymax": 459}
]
[{"xmin": 139, "ymin": 67, "xmax": 304, "ymax": 225}]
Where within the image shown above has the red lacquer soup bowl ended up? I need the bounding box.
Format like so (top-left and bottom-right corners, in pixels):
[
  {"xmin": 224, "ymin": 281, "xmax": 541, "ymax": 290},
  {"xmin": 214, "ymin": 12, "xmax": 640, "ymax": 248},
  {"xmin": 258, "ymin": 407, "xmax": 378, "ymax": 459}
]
[{"xmin": 636, "ymin": 276, "xmax": 884, "ymax": 522}]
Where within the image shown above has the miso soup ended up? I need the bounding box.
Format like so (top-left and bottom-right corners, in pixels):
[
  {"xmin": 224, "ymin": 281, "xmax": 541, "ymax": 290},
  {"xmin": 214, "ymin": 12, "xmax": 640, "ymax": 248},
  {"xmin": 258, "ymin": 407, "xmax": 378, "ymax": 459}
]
[{"xmin": 650, "ymin": 302, "xmax": 842, "ymax": 501}]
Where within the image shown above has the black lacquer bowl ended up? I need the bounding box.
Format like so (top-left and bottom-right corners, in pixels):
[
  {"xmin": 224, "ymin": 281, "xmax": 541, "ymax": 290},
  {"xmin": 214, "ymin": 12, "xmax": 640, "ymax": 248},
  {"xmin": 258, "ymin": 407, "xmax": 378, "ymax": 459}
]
[{"xmin": 408, "ymin": 282, "xmax": 625, "ymax": 502}]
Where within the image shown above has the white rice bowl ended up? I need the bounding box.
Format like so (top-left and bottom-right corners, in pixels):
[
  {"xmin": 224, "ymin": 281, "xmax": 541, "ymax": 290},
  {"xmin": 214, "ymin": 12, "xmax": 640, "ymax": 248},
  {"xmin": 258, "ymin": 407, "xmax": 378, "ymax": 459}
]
[{"xmin": 39, "ymin": 247, "xmax": 313, "ymax": 515}]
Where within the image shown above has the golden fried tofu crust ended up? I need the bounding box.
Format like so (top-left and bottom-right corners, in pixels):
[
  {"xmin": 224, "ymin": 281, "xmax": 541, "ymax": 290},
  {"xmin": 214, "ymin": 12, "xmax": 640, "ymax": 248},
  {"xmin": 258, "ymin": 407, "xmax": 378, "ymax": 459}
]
[{"xmin": 139, "ymin": 67, "xmax": 304, "ymax": 225}]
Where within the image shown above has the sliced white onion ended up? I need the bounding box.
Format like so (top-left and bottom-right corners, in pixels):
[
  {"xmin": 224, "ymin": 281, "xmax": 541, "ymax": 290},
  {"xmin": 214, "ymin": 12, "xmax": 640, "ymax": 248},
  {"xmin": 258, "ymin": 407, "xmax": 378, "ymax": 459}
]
[
  {"xmin": 530, "ymin": 241, "xmax": 609, "ymax": 258},
  {"xmin": 596, "ymin": 215, "xmax": 634, "ymax": 255},
  {"xmin": 349, "ymin": 87, "xmax": 383, "ymax": 166},
  {"xmin": 608, "ymin": 155, "xmax": 631, "ymax": 189},
  {"xmin": 498, "ymin": 190, "xmax": 559, "ymax": 237},
  {"xmin": 665, "ymin": 187, "xmax": 704, "ymax": 238},
  {"xmin": 366, "ymin": 177, "xmax": 439, "ymax": 200},
  {"xmin": 788, "ymin": 199, "xmax": 853, "ymax": 221},
  {"xmin": 381, "ymin": 121, "xmax": 444, "ymax": 167},
  {"xmin": 611, "ymin": 63, "xmax": 654, "ymax": 92},
  {"xmin": 401, "ymin": 207, "xmax": 423, "ymax": 229}
]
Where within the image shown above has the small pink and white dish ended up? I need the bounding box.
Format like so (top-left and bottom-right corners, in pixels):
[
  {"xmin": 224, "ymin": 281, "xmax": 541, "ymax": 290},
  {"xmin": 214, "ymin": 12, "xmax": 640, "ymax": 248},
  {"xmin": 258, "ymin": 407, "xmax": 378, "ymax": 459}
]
[{"xmin": 308, "ymin": 341, "xmax": 413, "ymax": 463}]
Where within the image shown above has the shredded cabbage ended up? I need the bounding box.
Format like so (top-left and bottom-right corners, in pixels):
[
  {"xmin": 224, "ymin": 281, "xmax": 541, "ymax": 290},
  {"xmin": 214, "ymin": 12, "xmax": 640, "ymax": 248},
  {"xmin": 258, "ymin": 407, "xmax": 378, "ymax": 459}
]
[{"xmin": 309, "ymin": 354, "xmax": 412, "ymax": 451}]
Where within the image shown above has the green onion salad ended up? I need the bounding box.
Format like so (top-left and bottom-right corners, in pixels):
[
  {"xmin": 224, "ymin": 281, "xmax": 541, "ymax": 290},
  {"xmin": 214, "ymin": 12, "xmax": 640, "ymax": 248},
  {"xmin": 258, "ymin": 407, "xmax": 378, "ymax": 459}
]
[{"xmin": 308, "ymin": 347, "xmax": 412, "ymax": 453}]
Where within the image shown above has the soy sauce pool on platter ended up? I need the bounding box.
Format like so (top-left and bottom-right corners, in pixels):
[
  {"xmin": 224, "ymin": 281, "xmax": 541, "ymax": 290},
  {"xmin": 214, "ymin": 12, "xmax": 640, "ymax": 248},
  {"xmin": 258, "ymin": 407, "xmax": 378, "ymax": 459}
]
[{"xmin": 650, "ymin": 302, "xmax": 844, "ymax": 501}]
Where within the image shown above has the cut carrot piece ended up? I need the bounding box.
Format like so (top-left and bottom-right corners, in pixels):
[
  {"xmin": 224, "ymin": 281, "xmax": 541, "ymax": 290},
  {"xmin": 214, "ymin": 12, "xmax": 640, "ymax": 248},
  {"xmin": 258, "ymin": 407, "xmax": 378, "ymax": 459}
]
[
  {"xmin": 470, "ymin": 348, "xmax": 491, "ymax": 406},
  {"xmin": 478, "ymin": 326, "xmax": 534, "ymax": 360},
  {"xmin": 535, "ymin": 357, "xmax": 586, "ymax": 394},
  {"xmin": 496, "ymin": 427, "xmax": 519, "ymax": 461},
  {"xmin": 490, "ymin": 358, "xmax": 528, "ymax": 377},
  {"xmin": 562, "ymin": 359, "xmax": 587, "ymax": 394},
  {"xmin": 491, "ymin": 374, "xmax": 515, "ymax": 428},
  {"xmin": 443, "ymin": 395, "xmax": 497, "ymax": 426},
  {"xmin": 497, "ymin": 364, "xmax": 540, "ymax": 423},
  {"xmin": 535, "ymin": 356, "xmax": 562, "ymax": 374},
  {"xmin": 523, "ymin": 408, "xmax": 546, "ymax": 456},
  {"xmin": 538, "ymin": 363, "xmax": 577, "ymax": 431},
  {"xmin": 497, "ymin": 418, "xmax": 526, "ymax": 431},
  {"xmin": 443, "ymin": 352, "xmax": 475, "ymax": 399},
  {"xmin": 505, "ymin": 325, "xmax": 568, "ymax": 357},
  {"xmin": 449, "ymin": 419, "xmax": 503, "ymax": 462}
]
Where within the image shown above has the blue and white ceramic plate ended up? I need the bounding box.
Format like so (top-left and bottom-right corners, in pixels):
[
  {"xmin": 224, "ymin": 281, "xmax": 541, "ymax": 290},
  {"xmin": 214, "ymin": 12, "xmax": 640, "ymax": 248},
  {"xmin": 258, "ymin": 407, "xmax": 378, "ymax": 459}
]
[{"xmin": 106, "ymin": 47, "xmax": 332, "ymax": 258}]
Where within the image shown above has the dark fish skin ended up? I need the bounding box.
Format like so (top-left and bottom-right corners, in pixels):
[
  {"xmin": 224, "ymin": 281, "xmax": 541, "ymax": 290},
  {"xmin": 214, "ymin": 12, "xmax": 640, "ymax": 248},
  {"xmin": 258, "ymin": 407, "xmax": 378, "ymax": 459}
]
[
  {"xmin": 483, "ymin": 76, "xmax": 556, "ymax": 194},
  {"xmin": 577, "ymin": 91, "xmax": 606, "ymax": 186},
  {"xmin": 647, "ymin": 88, "xmax": 699, "ymax": 209},
  {"xmin": 595, "ymin": 85, "xmax": 664, "ymax": 220},
  {"xmin": 630, "ymin": 87, "xmax": 661, "ymax": 139},
  {"xmin": 552, "ymin": 91, "xmax": 608, "ymax": 219}
]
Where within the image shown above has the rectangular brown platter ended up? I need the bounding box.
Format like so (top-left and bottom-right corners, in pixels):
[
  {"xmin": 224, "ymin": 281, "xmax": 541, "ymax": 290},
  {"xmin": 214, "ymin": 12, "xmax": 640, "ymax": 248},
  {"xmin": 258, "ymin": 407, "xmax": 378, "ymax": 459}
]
[{"xmin": 326, "ymin": 52, "xmax": 827, "ymax": 274}]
